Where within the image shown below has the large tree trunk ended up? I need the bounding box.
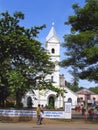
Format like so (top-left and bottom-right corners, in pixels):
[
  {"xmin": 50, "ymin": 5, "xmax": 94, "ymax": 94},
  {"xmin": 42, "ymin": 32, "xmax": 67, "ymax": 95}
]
[
  {"xmin": 15, "ymin": 90, "xmax": 23, "ymax": 108},
  {"xmin": 0, "ymin": 100, "xmax": 4, "ymax": 107}
]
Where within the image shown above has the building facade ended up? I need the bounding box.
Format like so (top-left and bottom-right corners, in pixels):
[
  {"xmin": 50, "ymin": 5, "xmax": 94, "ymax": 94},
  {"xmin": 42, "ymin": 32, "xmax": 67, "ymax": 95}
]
[
  {"xmin": 45, "ymin": 22, "xmax": 60, "ymax": 87},
  {"xmin": 76, "ymin": 89, "xmax": 98, "ymax": 107},
  {"xmin": 22, "ymin": 23, "xmax": 77, "ymax": 109}
]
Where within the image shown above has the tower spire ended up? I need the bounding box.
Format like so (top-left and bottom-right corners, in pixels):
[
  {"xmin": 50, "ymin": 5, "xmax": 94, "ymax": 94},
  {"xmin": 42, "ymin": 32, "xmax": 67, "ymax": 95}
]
[
  {"xmin": 46, "ymin": 22, "xmax": 60, "ymax": 42},
  {"xmin": 45, "ymin": 23, "xmax": 60, "ymax": 88}
]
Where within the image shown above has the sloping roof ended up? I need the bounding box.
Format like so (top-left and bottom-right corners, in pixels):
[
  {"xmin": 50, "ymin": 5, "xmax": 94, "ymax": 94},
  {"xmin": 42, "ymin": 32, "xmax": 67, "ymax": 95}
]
[
  {"xmin": 46, "ymin": 22, "xmax": 60, "ymax": 42},
  {"xmin": 76, "ymin": 88, "xmax": 95, "ymax": 95},
  {"xmin": 6, "ymin": 97, "xmax": 15, "ymax": 103},
  {"xmin": 64, "ymin": 86, "xmax": 78, "ymax": 96}
]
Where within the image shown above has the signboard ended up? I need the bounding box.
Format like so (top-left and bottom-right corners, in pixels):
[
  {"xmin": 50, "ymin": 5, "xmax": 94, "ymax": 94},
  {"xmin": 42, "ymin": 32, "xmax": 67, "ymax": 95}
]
[
  {"xmin": 0, "ymin": 109, "xmax": 36, "ymax": 117},
  {"xmin": 0, "ymin": 108, "xmax": 72, "ymax": 119},
  {"xmin": 44, "ymin": 111, "xmax": 65, "ymax": 118},
  {"xmin": 64, "ymin": 102, "xmax": 72, "ymax": 119}
]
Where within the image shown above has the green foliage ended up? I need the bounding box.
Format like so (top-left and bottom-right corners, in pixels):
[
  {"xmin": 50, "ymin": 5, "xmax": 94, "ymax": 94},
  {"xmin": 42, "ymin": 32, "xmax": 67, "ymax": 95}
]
[
  {"xmin": 61, "ymin": 0, "xmax": 98, "ymax": 86},
  {"xmin": 45, "ymin": 103, "xmax": 54, "ymax": 110},
  {"xmin": 66, "ymin": 81, "xmax": 84, "ymax": 92},
  {"xmin": 89, "ymin": 86, "xmax": 98, "ymax": 94},
  {"xmin": 0, "ymin": 11, "xmax": 56, "ymax": 107}
]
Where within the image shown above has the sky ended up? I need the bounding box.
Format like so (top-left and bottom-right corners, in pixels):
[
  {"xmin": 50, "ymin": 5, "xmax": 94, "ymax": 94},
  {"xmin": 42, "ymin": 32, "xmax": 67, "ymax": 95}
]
[{"xmin": 0, "ymin": 0, "xmax": 97, "ymax": 88}]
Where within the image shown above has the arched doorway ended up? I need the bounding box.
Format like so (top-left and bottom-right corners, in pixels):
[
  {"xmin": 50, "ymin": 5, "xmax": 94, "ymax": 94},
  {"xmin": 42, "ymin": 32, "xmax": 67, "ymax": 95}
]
[
  {"xmin": 27, "ymin": 96, "xmax": 33, "ymax": 108},
  {"xmin": 48, "ymin": 96, "xmax": 55, "ymax": 109}
]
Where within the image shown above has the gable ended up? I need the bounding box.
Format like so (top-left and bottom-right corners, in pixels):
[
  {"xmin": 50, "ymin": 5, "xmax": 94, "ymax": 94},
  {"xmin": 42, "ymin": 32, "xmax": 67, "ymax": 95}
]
[
  {"xmin": 64, "ymin": 87, "xmax": 77, "ymax": 97},
  {"xmin": 76, "ymin": 89, "xmax": 95, "ymax": 95}
]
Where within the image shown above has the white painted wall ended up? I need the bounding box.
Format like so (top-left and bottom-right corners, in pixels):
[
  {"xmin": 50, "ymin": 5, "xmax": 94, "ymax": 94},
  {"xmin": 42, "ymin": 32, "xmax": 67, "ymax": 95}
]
[{"xmin": 22, "ymin": 24, "xmax": 78, "ymax": 109}]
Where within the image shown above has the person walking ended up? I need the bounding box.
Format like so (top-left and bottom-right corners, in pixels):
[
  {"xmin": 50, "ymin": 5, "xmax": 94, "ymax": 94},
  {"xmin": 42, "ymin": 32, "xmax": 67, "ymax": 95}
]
[
  {"xmin": 82, "ymin": 106, "xmax": 85, "ymax": 116},
  {"xmin": 36, "ymin": 104, "xmax": 41, "ymax": 125},
  {"xmin": 40, "ymin": 104, "xmax": 44, "ymax": 124}
]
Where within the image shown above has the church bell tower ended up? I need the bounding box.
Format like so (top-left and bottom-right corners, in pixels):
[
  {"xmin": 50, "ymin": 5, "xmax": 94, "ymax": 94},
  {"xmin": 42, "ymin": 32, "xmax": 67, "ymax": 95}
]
[{"xmin": 46, "ymin": 23, "xmax": 60, "ymax": 87}]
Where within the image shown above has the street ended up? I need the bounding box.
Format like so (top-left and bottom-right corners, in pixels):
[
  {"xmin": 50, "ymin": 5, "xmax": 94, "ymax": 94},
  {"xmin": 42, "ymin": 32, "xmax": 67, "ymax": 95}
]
[{"xmin": 0, "ymin": 122, "xmax": 98, "ymax": 130}]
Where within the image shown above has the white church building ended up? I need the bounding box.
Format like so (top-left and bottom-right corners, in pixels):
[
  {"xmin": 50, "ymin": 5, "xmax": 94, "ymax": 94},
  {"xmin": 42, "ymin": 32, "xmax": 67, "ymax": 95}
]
[{"xmin": 22, "ymin": 23, "xmax": 77, "ymax": 109}]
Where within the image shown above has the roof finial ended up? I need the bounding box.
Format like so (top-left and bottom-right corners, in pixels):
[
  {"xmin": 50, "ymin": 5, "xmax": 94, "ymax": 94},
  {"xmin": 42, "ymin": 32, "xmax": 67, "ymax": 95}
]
[
  {"xmin": 52, "ymin": 22, "xmax": 54, "ymax": 27},
  {"xmin": 46, "ymin": 22, "xmax": 60, "ymax": 42}
]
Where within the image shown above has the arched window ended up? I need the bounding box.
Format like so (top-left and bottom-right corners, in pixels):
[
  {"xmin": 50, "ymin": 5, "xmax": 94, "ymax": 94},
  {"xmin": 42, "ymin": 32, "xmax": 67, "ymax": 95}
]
[
  {"xmin": 51, "ymin": 48, "xmax": 55, "ymax": 53},
  {"xmin": 68, "ymin": 98, "xmax": 72, "ymax": 103}
]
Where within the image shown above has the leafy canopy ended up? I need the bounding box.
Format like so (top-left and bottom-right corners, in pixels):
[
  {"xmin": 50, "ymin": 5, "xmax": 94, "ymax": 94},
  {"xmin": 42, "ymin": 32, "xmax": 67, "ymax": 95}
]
[
  {"xmin": 0, "ymin": 11, "xmax": 59, "ymax": 107},
  {"xmin": 61, "ymin": 0, "xmax": 98, "ymax": 85}
]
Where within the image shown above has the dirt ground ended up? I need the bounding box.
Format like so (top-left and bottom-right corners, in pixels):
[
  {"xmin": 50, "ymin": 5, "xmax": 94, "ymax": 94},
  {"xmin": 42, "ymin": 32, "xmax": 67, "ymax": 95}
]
[{"xmin": 26, "ymin": 117, "xmax": 98, "ymax": 125}]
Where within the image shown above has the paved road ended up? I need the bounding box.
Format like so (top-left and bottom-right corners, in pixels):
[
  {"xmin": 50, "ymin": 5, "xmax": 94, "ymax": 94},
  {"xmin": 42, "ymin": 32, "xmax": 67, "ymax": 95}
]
[{"xmin": 0, "ymin": 123, "xmax": 98, "ymax": 130}]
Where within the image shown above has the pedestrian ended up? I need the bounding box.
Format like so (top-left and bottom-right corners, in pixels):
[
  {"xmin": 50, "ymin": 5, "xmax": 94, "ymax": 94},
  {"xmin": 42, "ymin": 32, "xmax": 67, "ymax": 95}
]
[
  {"xmin": 92, "ymin": 98, "xmax": 96, "ymax": 109},
  {"xmin": 96, "ymin": 109, "xmax": 98, "ymax": 119},
  {"xmin": 77, "ymin": 106, "xmax": 81, "ymax": 112},
  {"xmin": 36, "ymin": 104, "xmax": 41, "ymax": 125},
  {"xmin": 88, "ymin": 108, "xmax": 94, "ymax": 120},
  {"xmin": 40, "ymin": 104, "xmax": 44, "ymax": 124},
  {"xmin": 82, "ymin": 106, "xmax": 85, "ymax": 116},
  {"xmin": 41, "ymin": 104, "xmax": 44, "ymax": 113}
]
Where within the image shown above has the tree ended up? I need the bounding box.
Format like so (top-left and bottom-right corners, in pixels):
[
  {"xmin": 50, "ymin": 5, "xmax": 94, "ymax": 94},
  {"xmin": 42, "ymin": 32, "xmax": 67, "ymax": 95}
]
[
  {"xmin": 0, "ymin": 11, "xmax": 56, "ymax": 107},
  {"xmin": 61, "ymin": 0, "xmax": 98, "ymax": 86},
  {"xmin": 89, "ymin": 86, "xmax": 98, "ymax": 94}
]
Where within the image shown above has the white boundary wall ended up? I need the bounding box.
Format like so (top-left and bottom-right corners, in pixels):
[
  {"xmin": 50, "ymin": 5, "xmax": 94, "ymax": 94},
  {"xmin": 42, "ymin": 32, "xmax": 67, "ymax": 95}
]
[{"xmin": 0, "ymin": 103, "xmax": 72, "ymax": 119}]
